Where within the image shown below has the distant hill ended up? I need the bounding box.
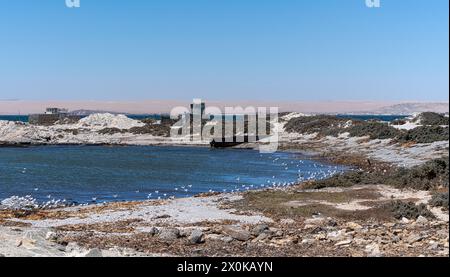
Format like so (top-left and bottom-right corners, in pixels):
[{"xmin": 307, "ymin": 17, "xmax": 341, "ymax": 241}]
[
  {"xmin": 367, "ymin": 103, "xmax": 449, "ymax": 115},
  {"xmin": 69, "ymin": 109, "xmax": 130, "ymax": 116}
]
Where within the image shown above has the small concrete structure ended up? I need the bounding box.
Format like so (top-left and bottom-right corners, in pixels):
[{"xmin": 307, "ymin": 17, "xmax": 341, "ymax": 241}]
[{"xmin": 29, "ymin": 108, "xmax": 81, "ymax": 126}]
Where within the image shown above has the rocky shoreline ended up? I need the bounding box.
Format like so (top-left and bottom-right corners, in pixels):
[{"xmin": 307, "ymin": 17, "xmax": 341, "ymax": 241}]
[
  {"xmin": 0, "ymin": 112, "xmax": 448, "ymax": 257},
  {"xmin": 0, "ymin": 184, "xmax": 448, "ymax": 257}
]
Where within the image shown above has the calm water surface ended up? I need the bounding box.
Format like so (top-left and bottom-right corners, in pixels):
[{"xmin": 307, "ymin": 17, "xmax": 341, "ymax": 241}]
[{"xmin": 0, "ymin": 146, "xmax": 347, "ymax": 205}]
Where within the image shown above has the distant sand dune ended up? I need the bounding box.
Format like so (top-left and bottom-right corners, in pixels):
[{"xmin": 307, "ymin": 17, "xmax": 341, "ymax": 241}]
[{"xmin": 0, "ymin": 100, "xmax": 448, "ymax": 115}]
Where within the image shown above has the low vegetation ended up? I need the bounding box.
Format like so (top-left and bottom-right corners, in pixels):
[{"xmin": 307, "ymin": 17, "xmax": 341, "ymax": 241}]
[
  {"xmin": 303, "ymin": 157, "xmax": 449, "ymax": 191},
  {"xmin": 397, "ymin": 126, "xmax": 449, "ymax": 144},
  {"xmin": 347, "ymin": 122, "xmax": 401, "ymax": 140},
  {"xmin": 285, "ymin": 112, "xmax": 449, "ymax": 143},
  {"xmin": 384, "ymin": 201, "xmax": 434, "ymax": 220},
  {"xmin": 429, "ymin": 192, "xmax": 449, "ymax": 211},
  {"xmin": 414, "ymin": 112, "xmax": 449, "ymax": 126},
  {"xmin": 284, "ymin": 115, "xmax": 355, "ymax": 137}
]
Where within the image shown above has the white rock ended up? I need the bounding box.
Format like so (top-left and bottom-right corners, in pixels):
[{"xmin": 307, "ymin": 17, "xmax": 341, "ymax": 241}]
[
  {"xmin": 335, "ymin": 239, "xmax": 353, "ymax": 246},
  {"xmin": 415, "ymin": 216, "xmax": 428, "ymax": 225}
]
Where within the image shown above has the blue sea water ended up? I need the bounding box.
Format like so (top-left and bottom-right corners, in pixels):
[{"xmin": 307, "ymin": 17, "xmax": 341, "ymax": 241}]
[
  {"xmin": 0, "ymin": 115, "xmax": 29, "ymax": 122},
  {"xmin": 336, "ymin": 114, "xmax": 407, "ymax": 122},
  {"xmin": 0, "ymin": 145, "xmax": 347, "ymax": 205},
  {"xmin": 0, "ymin": 114, "xmax": 406, "ymax": 123}
]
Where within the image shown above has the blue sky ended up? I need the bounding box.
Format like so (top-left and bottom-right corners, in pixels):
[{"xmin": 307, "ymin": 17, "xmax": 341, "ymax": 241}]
[{"xmin": 0, "ymin": 0, "xmax": 448, "ymax": 101}]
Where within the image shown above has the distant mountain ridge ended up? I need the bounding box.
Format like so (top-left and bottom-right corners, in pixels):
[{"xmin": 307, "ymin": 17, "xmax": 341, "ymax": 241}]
[{"xmin": 366, "ymin": 103, "xmax": 449, "ymax": 115}]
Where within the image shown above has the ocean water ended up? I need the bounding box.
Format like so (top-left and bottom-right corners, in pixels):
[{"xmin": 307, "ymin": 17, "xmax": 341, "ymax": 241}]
[
  {"xmin": 0, "ymin": 145, "xmax": 347, "ymax": 205},
  {"xmin": 336, "ymin": 114, "xmax": 407, "ymax": 122},
  {"xmin": 0, "ymin": 115, "xmax": 29, "ymax": 122},
  {"xmin": 0, "ymin": 114, "xmax": 406, "ymax": 123}
]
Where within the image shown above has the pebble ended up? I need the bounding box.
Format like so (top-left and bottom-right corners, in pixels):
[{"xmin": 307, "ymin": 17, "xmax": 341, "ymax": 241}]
[
  {"xmin": 335, "ymin": 239, "xmax": 353, "ymax": 247},
  {"xmin": 280, "ymin": 219, "xmax": 296, "ymax": 225},
  {"xmin": 401, "ymin": 217, "xmax": 410, "ymax": 224},
  {"xmin": 346, "ymin": 222, "xmax": 363, "ymax": 230}
]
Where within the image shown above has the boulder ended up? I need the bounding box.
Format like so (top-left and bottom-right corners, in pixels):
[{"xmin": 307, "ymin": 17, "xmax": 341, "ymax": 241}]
[
  {"xmin": 365, "ymin": 243, "xmax": 383, "ymax": 257},
  {"xmin": 415, "ymin": 216, "xmax": 429, "ymax": 225},
  {"xmin": 221, "ymin": 226, "xmax": 252, "ymax": 242},
  {"xmin": 84, "ymin": 248, "xmax": 103, "ymax": 257},
  {"xmin": 158, "ymin": 228, "xmax": 180, "ymax": 242},
  {"xmin": 250, "ymin": 224, "xmax": 269, "ymax": 236},
  {"xmin": 146, "ymin": 227, "xmax": 159, "ymax": 236},
  {"xmin": 189, "ymin": 229, "xmax": 205, "ymax": 244}
]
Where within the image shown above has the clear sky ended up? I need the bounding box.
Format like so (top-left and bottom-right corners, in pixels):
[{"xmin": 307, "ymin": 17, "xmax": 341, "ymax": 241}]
[{"xmin": 0, "ymin": 0, "xmax": 448, "ymax": 101}]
